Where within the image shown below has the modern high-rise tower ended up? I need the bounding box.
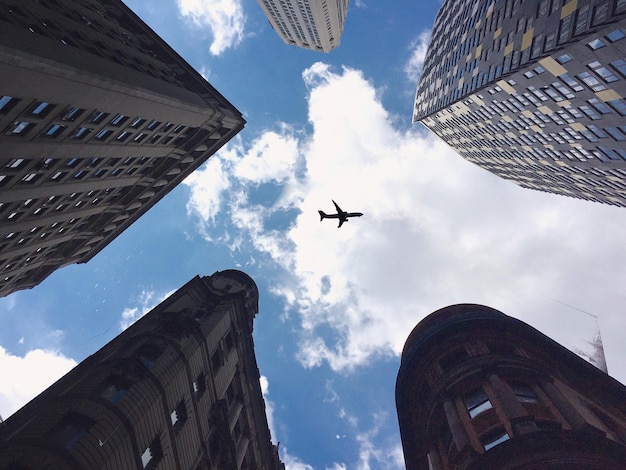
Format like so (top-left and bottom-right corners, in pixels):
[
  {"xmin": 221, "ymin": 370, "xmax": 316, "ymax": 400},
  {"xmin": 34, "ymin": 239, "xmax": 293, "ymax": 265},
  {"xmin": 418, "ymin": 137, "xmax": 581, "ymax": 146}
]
[
  {"xmin": 0, "ymin": 270, "xmax": 284, "ymax": 470},
  {"xmin": 396, "ymin": 304, "xmax": 626, "ymax": 469},
  {"xmin": 0, "ymin": 0, "xmax": 245, "ymax": 297},
  {"xmin": 255, "ymin": 0, "xmax": 349, "ymax": 52},
  {"xmin": 414, "ymin": 0, "xmax": 626, "ymax": 208}
]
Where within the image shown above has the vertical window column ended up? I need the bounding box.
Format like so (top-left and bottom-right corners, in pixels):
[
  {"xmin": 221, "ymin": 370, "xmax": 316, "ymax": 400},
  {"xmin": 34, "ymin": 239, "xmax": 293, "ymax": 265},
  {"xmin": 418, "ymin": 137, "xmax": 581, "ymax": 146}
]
[
  {"xmin": 540, "ymin": 380, "xmax": 587, "ymax": 430},
  {"xmin": 488, "ymin": 374, "xmax": 537, "ymax": 435},
  {"xmin": 443, "ymin": 399, "xmax": 471, "ymax": 455}
]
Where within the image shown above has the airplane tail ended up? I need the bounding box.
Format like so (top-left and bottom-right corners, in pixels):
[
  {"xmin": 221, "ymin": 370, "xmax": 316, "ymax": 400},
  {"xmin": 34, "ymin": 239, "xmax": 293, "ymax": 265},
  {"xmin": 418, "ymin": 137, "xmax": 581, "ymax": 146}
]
[{"xmin": 318, "ymin": 210, "xmax": 327, "ymax": 221}]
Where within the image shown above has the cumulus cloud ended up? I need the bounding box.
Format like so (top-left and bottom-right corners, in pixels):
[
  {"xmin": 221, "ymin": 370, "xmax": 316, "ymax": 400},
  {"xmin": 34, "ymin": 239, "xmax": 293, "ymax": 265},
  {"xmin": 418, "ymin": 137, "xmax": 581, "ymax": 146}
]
[
  {"xmin": 405, "ymin": 29, "xmax": 431, "ymax": 82},
  {"xmin": 176, "ymin": 0, "xmax": 245, "ymax": 55},
  {"xmin": 119, "ymin": 289, "xmax": 176, "ymax": 330},
  {"xmin": 184, "ymin": 62, "xmax": 626, "ymax": 383},
  {"xmin": 0, "ymin": 346, "xmax": 76, "ymax": 418}
]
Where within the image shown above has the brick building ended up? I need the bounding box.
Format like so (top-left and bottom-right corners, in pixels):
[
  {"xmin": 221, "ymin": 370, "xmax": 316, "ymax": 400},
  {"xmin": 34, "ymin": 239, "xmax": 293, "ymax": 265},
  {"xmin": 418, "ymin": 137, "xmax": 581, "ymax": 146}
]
[{"xmin": 396, "ymin": 304, "xmax": 626, "ymax": 469}]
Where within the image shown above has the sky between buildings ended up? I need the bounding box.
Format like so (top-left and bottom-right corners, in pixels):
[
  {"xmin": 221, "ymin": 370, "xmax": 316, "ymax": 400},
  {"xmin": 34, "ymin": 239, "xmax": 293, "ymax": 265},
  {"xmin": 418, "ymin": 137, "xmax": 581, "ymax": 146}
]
[{"xmin": 1, "ymin": 1, "xmax": 626, "ymax": 469}]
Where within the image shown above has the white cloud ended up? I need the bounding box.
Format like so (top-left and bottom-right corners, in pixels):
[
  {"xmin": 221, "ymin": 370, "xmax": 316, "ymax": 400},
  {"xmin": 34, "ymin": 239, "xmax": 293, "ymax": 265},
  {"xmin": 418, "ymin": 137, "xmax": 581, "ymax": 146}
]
[
  {"xmin": 0, "ymin": 346, "xmax": 76, "ymax": 418},
  {"xmin": 119, "ymin": 289, "xmax": 176, "ymax": 330},
  {"xmin": 184, "ymin": 62, "xmax": 626, "ymax": 384},
  {"xmin": 281, "ymin": 447, "xmax": 315, "ymax": 470},
  {"xmin": 176, "ymin": 0, "xmax": 245, "ymax": 55},
  {"xmin": 259, "ymin": 375, "xmax": 277, "ymax": 444},
  {"xmin": 404, "ymin": 30, "xmax": 431, "ymax": 82}
]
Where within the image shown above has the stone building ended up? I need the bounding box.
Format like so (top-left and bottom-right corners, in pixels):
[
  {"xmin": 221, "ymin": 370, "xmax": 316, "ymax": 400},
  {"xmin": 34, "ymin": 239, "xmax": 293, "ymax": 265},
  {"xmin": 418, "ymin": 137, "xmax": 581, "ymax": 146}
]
[
  {"xmin": 0, "ymin": 0, "xmax": 245, "ymax": 297},
  {"xmin": 0, "ymin": 270, "xmax": 284, "ymax": 470}
]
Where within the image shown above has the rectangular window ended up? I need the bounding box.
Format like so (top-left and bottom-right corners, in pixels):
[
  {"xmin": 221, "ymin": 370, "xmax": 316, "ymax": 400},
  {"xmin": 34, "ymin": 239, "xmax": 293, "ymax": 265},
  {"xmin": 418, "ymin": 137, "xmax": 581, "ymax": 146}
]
[
  {"xmin": 465, "ymin": 388, "xmax": 493, "ymax": 418},
  {"xmin": 170, "ymin": 400, "xmax": 188, "ymax": 431},
  {"xmin": 0, "ymin": 95, "xmax": 18, "ymax": 113},
  {"xmin": 194, "ymin": 372, "xmax": 206, "ymax": 397},
  {"xmin": 110, "ymin": 114, "xmax": 128, "ymax": 126},
  {"xmin": 44, "ymin": 124, "xmax": 66, "ymax": 137},
  {"xmin": 588, "ymin": 98, "xmax": 611, "ymax": 114},
  {"xmin": 511, "ymin": 383, "xmax": 539, "ymax": 403},
  {"xmin": 482, "ymin": 430, "xmax": 510, "ymax": 450},
  {"xmin": 62, "ymin": 106, "xmax": 84, "ymax": 121},
  {"xmin": 8, "ymin": 121, "xmax": 34, "ymax": 135},
  {"xmin": 31, "ymin": 101, "xmax": 52, "ymax": 116},
  {"xmin": 608, "ymin": 99, "xmax": 626, "ymax": 116},
  {"xmin": 141, "ymin": 437, "xmax": 162, "ymax": 469}
]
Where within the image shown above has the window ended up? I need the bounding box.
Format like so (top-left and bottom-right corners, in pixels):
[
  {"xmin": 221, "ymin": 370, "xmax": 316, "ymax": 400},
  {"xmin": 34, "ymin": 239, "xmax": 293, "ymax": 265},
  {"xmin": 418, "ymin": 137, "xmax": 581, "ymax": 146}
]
[
  {"xmin": 588, "ymin": 61, "xmax": 618, "ymax": 83},
  {"xmin": 53, "ymin": 412, "xmax": 95, "ymax": 450},
  {"xmin": 31, "ymin": 101, "xmax": 52, "ymax": 116},
  {"xmin": 137, "ymin": 343, "xmax": 161, "ymax": 369},
  {"xmin": 606, "ymin": 29, "xmax": 626, "ymax": 42},
  {"xmin": 141, "ymin": 437, "xmax": 162, "ymax": 469},
  {"xmin": 587, "ymin": 38, "xmax": 606, "ymax": 50},
  {"xmin": 211, "ymin": 348, "xmax": 224, "ymax": 371},
  {"xmin": 611, "ymin": 59, "xmax": 626, "ymax": 78},
  {"xmin": 43, "ymin": 124, "xmax": 66, "ymax": 137},
  {"xmin": 194, "ymin": 372, "xmax": 206, "ymax": 397},
  {"xmin": 7, "ymin": 121, "xmax": 34, "ymax": 135},
  {"xmin": 130, "ymin": 117, "xmax": 146, "ymax": 128},
  {"xmin": 89, "ymin": 110, "xmax": 108, "ymax": 123},
  {"xmin": 608, "ymin": 99, "xmax": 626, "ymax": 116},
  {"xmin": 556, "ymin": 53, "xmax": 572, "ymax": 64},
  {"xmin": 588, "ymin": 98, "xmax": 611, "ymax": 114},
  {"xmin": 464, "ymin": 388, "xmax": 492, "ymax": 418},
  {"xmin": 95, "ymin": 129, "xmax": 113, "ymax": 140},
  {"xmin": 0, "ymin": 95, "xmax": 18, "ymax": 113},
  {"xmin": 62, "ymin": 106, "xmax": 84, "ymax": 121},
  {"xmin": 605, "ymin": 127, "xmax": 626, "ymax": 141},
  {"xmin": 110, "ymin": 114, "xmax": 128, "ymax": 126},
  {"xmin": 170, "ymin": 400, "xmax": 188, "ymax": 431},
  {"xmin": 482, "ymin": 429, "xmax": 510, "ymax": 450},
  {"xmin": 578, "ymin": 72, "xmax": 606, "ymax": 91},
  {"xmin": 511, "ymin": 382, "xmax": 538, "ymax": 403},
  {"xmin": 101, "ymin": 376, "xmax": 131, "ymax": 403},
  {"xmin": 72, "ymin": 127, "xmax": 92, "ymax": 139}
]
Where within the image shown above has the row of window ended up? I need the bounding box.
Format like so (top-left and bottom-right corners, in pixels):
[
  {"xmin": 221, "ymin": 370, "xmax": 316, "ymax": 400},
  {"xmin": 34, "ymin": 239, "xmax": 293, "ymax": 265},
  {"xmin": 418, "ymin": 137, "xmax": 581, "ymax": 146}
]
[{"xmin": 1, "ymin": 95, "xmax": 188, "ymax": 146}]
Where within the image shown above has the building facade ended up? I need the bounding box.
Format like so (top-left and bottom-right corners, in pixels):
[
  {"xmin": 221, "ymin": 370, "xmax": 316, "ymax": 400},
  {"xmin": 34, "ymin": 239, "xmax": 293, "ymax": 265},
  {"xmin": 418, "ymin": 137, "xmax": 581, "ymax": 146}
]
[
  {"xmin": 255, "ymin": 0, "xmax": 349, "ymax": 52},
  {"xmin": 414, "ymin": 0, "xmax": 626, "ymax": 207},
  {"xmin": 395, "ymin": 304, "xmax": 626, "ymax": 469},
  {"xmin": 0, "ymin": 270, "xmax": 284, "ymax": 470},
  {"xmin": 0, "ymin": 0, "xmax": 245, "ymax": 297}
]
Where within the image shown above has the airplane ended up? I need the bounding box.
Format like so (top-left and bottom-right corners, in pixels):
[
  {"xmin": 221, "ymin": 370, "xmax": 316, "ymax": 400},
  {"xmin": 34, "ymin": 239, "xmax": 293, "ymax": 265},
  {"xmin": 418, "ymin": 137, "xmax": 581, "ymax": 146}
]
[{"xmin": 318, "ymin": 200, "xmax": 363, "ymax": 228}]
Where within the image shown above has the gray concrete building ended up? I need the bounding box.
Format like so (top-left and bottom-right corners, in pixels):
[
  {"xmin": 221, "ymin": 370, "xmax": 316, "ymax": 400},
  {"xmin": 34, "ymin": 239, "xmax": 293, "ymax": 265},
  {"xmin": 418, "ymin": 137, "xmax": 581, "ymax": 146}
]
[
  {"xmin": 415, "ymin": 0, "xmax": 626, "ymax": 207},
  {"xmin": 255, "ymin": 0, "xmax": 349, "ymax": 52},
  {"xmin": 0, "ymin": 270, "xmax": 284, "ymax": 470},
  {"xmin": 0, "ymin": 0, "xmax": 245, "ymax": 297}
]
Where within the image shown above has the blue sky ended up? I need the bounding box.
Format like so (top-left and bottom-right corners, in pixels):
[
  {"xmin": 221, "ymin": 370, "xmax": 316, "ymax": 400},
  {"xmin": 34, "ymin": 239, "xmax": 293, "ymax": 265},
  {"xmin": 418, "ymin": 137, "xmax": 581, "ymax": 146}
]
[{"xmin": 2, "ymin": 1, "xmax": 626, "ymax": 469}]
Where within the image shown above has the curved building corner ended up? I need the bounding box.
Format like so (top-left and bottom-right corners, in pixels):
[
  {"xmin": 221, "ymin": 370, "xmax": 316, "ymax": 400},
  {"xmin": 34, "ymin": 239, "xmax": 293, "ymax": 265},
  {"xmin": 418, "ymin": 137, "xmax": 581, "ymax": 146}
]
[{"xmin": 396, "ymin": 304, "xmax": 626, "ymax": 469}]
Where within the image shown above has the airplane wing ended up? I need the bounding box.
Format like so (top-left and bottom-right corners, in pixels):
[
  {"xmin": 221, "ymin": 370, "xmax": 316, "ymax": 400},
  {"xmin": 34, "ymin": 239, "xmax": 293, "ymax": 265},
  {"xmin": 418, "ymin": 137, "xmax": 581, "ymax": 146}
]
[{"xmin": 332, "ymin": 200, "xmax": 343, "ymax": 214}]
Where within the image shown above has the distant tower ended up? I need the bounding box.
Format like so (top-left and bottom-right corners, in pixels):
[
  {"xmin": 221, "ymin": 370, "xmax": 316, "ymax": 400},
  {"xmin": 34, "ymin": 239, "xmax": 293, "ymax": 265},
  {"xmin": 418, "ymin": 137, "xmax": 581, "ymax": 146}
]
[
  {"xmin": 396, "ymin": 304, "xmax": 626, "ymax": 469},
  {"xmin": 0, "ymin": 271, "xmax": 284, "ymax": 470},
  {"xmin": 414, "ymin": 0, "xmax": 626, "ymax": 208},
  {"xmin": 0, "ymin": 0, "xmax": 245, "ymax": 297},
  {"xmin": 255, "ymin": 0, "xmax": 349, "ymax": 52}
]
